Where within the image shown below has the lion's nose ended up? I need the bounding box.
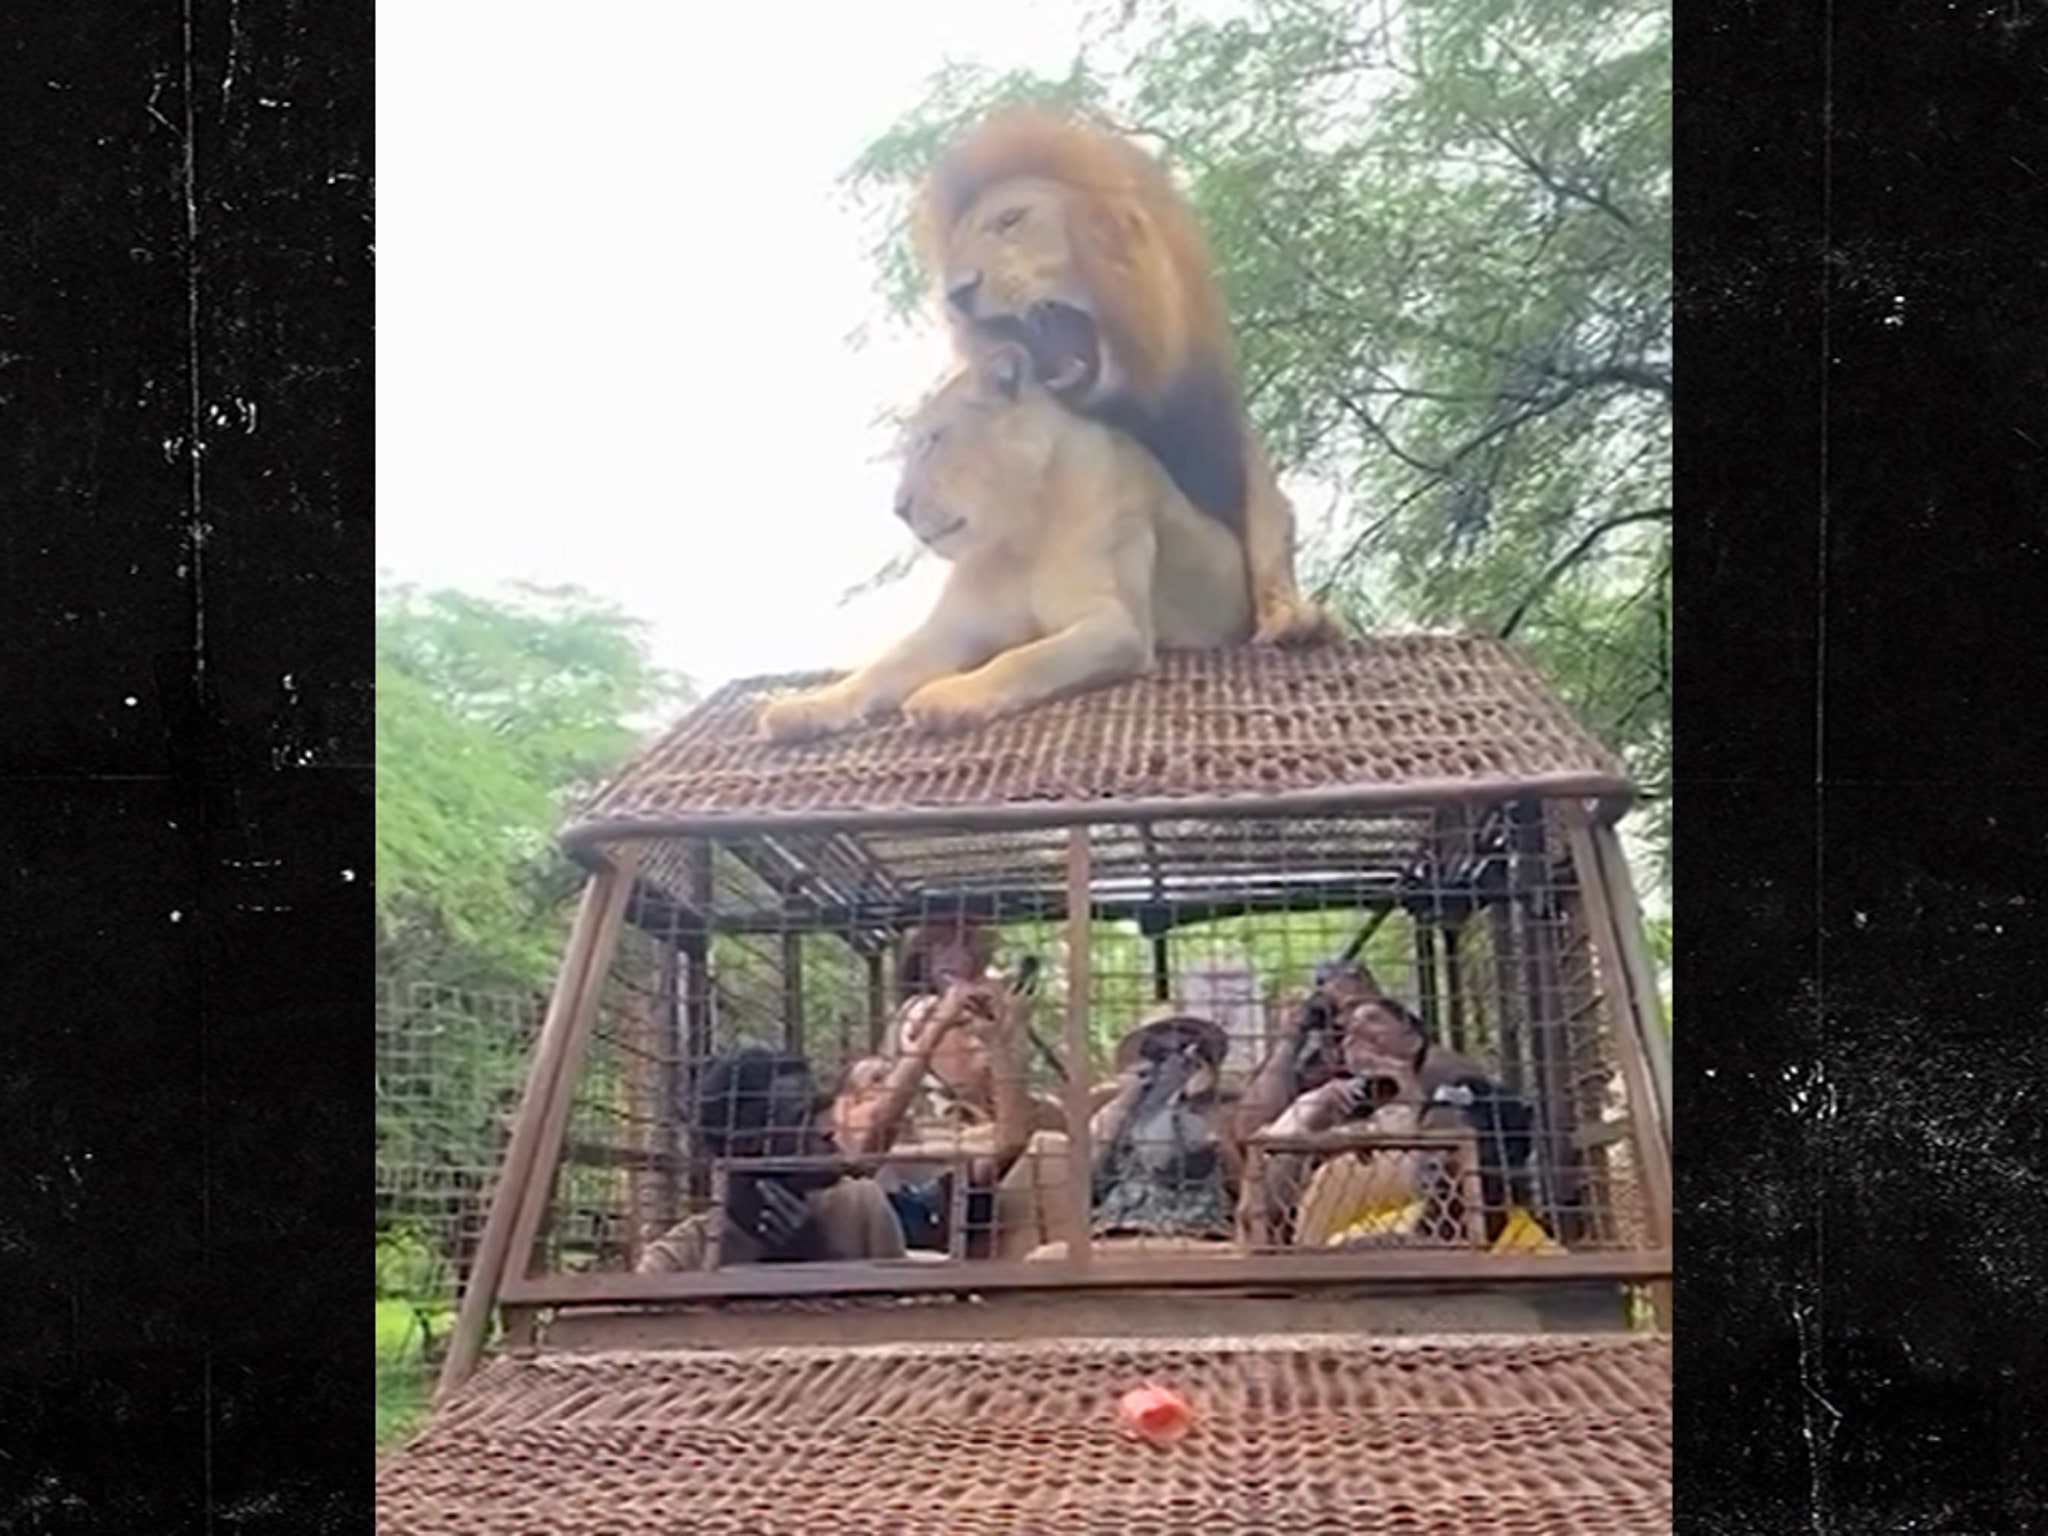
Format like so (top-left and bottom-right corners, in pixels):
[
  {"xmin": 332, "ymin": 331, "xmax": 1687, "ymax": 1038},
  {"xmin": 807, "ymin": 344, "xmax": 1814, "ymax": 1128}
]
[
  {"xmin": 945, "ymin": 274, "xmax": 982, "ymax": 316},
  {"xmin": 893, "ymin": 490, "xmax": 914, "ymax": 523}
]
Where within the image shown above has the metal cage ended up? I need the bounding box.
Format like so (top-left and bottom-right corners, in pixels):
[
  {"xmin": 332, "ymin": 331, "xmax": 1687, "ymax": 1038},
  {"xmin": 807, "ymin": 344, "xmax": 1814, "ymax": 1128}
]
[{"xmin": 437, "ymin": 638, "xmax": 1672, "ymax": 1396}]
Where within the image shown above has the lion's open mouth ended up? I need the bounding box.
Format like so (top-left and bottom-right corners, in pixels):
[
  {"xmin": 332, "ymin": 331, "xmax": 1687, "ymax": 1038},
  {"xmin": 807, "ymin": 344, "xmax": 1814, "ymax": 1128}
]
[
  {"xmin": 971, "ymin": 302, "xmax": 1102, "ymax": 398},
  {"xmin": 1024, "ymin": 301, "xmax": 1101, "ymax": 395}
]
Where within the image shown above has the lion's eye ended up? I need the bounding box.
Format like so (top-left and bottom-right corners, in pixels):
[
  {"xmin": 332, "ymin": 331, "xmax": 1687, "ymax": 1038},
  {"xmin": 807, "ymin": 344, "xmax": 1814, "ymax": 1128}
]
[{"xmin": 992, "ymin": 205, "xmax": 1028, "ymax": 233}]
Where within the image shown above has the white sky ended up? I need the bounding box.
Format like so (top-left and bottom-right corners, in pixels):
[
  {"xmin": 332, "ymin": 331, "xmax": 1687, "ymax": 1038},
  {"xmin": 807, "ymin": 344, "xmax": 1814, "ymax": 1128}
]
[
  {"xmin": 378, "ymin": 2, "xmax": 1668, "ymax": 922},
  {"xmin": 377, "ymin": 1, "xmax": 1160, "ymax": 693}
]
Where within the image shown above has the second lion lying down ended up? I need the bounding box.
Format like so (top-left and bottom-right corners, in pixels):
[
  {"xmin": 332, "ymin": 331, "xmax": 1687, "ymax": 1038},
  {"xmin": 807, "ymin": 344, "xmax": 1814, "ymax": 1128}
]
[{"xmin": 758, "ymin": 344, "xmax": 1252, "ymax": 743}]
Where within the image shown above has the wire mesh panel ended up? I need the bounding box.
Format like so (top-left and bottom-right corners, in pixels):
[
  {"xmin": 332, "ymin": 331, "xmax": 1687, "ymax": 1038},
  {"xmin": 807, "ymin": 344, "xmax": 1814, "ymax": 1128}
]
[
  {"xmin": 517, "ymin": 793, "xmax": 1660, "ymax": 1293},
  {"xmin": 376, "ymin": 981, "xmax": 539, "ymax": 1308}
]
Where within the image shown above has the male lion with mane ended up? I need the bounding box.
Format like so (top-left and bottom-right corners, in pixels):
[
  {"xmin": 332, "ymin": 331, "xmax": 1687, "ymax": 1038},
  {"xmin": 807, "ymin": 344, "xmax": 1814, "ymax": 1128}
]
[
  {"xmin": 914, "ymin": 105, "xmax": 1345, "ymax": 648},
  {"xmin": 757, "ymin": 343, "xmax": 1251, "ymax": 743}
]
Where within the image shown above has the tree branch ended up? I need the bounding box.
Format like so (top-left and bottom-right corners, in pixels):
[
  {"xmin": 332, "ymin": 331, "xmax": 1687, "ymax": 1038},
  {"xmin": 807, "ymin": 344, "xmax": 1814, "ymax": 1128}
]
[
  {"xmin": 1328, "ymin": 386, "xmax": 1450, "ymax": 478},
  {"xmin": 1496, "ymin": 507, "xmax": 1673, "ymax": 640},
  {"xmin": 1550, "ymin": 361, "xmax": 1672, "ymax": 400},
  {"xmin": 1470, "ymin": 117, "xmax": 1638, "ymax": 232}
]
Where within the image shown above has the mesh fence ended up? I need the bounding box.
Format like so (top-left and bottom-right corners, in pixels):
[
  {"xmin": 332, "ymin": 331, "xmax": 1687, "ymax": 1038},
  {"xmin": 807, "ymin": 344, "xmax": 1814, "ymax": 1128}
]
[{"xmin": 375, "ymin": 979, "xmax": 540, "ymax": 1360}]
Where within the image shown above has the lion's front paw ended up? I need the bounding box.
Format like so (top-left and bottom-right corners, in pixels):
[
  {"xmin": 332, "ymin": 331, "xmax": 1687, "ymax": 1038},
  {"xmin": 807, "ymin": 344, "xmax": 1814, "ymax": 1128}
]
[
  {"xmin": 1253, "ymin": 592, "xmax": 1347, "ymax": 648},
  {"xmin": 901, "ymin": 674, "xmax": 1000, "ymax": 735},
  {"xmin": 758, "ymin": 686, "xmax": 866, "ymax": 743}
]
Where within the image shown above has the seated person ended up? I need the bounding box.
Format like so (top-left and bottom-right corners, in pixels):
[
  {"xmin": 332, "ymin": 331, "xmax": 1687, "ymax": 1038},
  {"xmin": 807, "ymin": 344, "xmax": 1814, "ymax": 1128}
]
[
  {"xmin": 883, "ymin": 972, "xmax": 1069, "ymax": 1142},
  {"xmin": 1238, "ymin": 979, "xmax": 1558, "ymax": 1253},
  {"xmin": 1028, "ymin": 1013, "xmax": 1242, "ymax": 1258},
  {"xmin": 828, "ymin": 976, "xmax": 1049, "ymax": 1257},
  {"xmin": 1092, "ymin": 1013, "xmax": 1242, "ymax": 1242},
  {"xmin": 636, "ymin": 1048, "xmax": 906, "ymax": 1272}
]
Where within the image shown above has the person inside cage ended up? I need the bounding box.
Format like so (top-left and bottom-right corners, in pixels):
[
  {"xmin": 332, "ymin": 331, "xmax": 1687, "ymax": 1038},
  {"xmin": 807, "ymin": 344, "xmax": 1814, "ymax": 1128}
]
[
  {"xmin": 1089, "ymin": 1013, "xmax": 1244, "ymax": 1244},
  {"xmin": 895, "ymin": 915, "xmax": 999, "ymax": 1002},
  {"xmin": 1019, "ymin": 1011, "xmax": 1245, "ymax": 1260},
  {"xmin": 1236, "ymin": 972, "xmax": 1561, "ymax": 1254},
  {"xmin": 827, "ymin": 974, "xmax": 1055, "ymax": 1258},
  {"xmin": 635, "ymin": 1047, "xmax": 907, "ymax": 1272}
]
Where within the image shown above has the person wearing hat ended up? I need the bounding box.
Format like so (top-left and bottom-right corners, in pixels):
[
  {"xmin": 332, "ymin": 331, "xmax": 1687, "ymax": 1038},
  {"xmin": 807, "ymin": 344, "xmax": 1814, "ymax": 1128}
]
[{"xmin": 1021, "ymin": 1009, "xmax": 1242, "ymax": 1258}]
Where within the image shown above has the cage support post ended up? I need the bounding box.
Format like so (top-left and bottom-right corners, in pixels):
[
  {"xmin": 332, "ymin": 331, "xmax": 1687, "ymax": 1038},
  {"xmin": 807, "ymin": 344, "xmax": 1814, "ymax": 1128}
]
[
  {"xmin": 1589, "ymin": 823, "xmax": 1673, "ymax": 1137},
  {"xmin": 1061, "ymin": 827, "xmax": 1095, "ymax": 1268},
  {"xmin": 1413, "ymin": 921, "xmax": 1442, "ymax": 1037},
  {"xmin": 682, "ymin": 843, "xmax": 715, "ymax": 1206},
  {"xmin": 780, "ymin": 929, "xmax": 806, "ymax": 1054},
  {"xmin": 655, "ymin": 940, "xmax": 683, "ymax": 1231},
  {"xmin": 501, "ymin": 848, "xmax": 646, "ymax": 1304},
  {"xmin": 864, "ymin": 945, "xmax": 887, "ymax": 1052},
  {"xmin": 1441, "ymin": 923, "xmax": 1469, "ymax": 1052},
  {"xmin": 435, "ymin": 854, "xmax": 637, "ymax": 1405},
  {"xmin": 1566, "ymin": 817, "xmax": 1673, "ymax": 1328}
]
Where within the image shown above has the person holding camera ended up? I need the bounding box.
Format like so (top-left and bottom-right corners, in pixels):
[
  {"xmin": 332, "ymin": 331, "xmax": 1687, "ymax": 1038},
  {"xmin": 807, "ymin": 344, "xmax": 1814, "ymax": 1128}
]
[
  {"xmin": 828, "ymin": 974, "xmax": 1053, "ymax": 1258},
  {"xmin": 635, "ymin": 1047, "xmax": 907, "ymax": 1272},
  {"xmin": 1236, "ymin": 969, "xmax": 1555, "ymax": 1251},
  {"xmin": 1086, "ymin": 1013, "xmax": 1242, "ymax": 1245}
]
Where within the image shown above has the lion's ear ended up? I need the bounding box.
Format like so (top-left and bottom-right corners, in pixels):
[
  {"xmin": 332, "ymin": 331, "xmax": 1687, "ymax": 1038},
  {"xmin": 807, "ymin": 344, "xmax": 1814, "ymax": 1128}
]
[{"xmin": 984, "ymin": 343, "xmax": 1030, "ymax": 400}]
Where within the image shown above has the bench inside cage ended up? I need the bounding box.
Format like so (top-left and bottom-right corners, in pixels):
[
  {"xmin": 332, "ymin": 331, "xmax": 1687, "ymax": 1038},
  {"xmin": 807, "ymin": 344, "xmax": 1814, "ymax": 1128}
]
[{"xmin": 442, "ymin": 642, "xmax": 1671, "ymax": 1394}]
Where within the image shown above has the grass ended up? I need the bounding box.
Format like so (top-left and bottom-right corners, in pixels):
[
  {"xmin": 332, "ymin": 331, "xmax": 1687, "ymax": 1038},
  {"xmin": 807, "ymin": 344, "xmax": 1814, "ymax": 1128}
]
[{"xmin": 375, "ymin": 1298, "xmax": 449, "ymax": 1453}]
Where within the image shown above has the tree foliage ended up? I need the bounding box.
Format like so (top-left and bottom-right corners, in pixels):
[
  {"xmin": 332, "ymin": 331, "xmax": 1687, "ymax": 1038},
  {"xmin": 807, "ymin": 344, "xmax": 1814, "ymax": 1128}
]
[
  {"xmin": 374, "ymin": 579, "xmax": 692, "ymax": 988},
  {"xmin": 846, "ymin": 0, "xmax": 1672, "ymax": 877}
]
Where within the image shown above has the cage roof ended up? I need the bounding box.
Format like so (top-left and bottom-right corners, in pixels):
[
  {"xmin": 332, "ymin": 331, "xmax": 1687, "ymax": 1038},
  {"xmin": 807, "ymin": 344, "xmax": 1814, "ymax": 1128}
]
[
  {"xmin": 376, "ymin": 1333, "xmax": 1672, "ymax": 1534},
  {"xmin": 564, "ymin": 636, "xmax": 1633, "ymax": 852}
]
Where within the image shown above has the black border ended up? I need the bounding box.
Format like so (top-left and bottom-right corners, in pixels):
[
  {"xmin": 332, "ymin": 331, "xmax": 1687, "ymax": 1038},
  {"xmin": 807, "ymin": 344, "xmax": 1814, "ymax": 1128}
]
[
  {"xmin": 1677, "ymin": 2, "xmax": 2048, "ymax": 1526},
  {"xmin": 1, "ymin": 3, "xmax": 373, "ymax": 1527},
  {"xmin": 6, "ymin": 0, "xmax": 2048, "ymax": 1527}
]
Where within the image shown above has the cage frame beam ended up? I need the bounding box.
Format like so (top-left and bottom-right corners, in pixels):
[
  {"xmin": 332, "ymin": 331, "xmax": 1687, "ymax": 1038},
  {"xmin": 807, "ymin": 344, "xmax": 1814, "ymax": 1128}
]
[
  {"xmin": 435, "ymin": 850, "xmax": 640, "ymax": 1404},
  {"xmin": 1566, "ymin": 812, "xmax": 1673, "ymax": 1327}
]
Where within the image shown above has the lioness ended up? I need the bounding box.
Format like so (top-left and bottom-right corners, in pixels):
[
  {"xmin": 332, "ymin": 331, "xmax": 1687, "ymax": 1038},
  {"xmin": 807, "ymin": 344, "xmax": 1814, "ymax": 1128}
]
[{"xmin": 758, "ymin": 345, "xmax": 1251, "ymax": 742}]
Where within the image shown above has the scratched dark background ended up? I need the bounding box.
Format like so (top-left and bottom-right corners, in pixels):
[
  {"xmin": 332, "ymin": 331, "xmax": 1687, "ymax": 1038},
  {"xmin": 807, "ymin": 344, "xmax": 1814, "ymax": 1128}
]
[
  {"xmin": 2, "ymin": 1, "xmax": 2046, "ymax": 1531},
  {"xmin": 0, "ymin": 2, "xmax": 373, "ymax": 1530},
  {"xmin": 1676, "ymin": 1, "xmax": 2048, "ymax": 1531}
]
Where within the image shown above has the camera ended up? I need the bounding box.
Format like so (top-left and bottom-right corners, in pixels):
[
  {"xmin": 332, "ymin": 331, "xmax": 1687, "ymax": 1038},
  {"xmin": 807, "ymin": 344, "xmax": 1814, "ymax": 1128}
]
[
  {"xmin": 724, "ymin": 1162, "xmax": 845, "ymax": 1263},
  {"xmin": 1342, "ymin": 1071, "xmax": 1406, "ymax": 1119},
  {"xmin": 1291, "ymin": 988, "xmax": 1344, "ymax": 1078}
]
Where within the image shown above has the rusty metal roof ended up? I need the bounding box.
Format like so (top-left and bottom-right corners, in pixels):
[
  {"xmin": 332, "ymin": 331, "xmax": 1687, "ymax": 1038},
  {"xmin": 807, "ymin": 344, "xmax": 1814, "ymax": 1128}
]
[
  {"xmin": 565, "ymin": 637, "xmax": 1633, "ymax": 849},
  {"xmin": 377, "ymin": 1333, "xmax": 1670, "ymax": 1535}
]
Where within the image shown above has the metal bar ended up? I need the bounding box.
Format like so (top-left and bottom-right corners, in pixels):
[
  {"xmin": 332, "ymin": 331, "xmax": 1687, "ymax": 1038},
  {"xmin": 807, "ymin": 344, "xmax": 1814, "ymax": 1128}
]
[
  {"xmin": 435, "ymin": 862, "xmax": 625, "ymax": 1405},
  {"xmin": 865, "ymin": 946, "xmax": 887, "ymax": 1053},
  {"xmin": 655, "ymin": 940, "xmax": 682, "ymax": 1232},
  {"xmin": 1061, "ymin": 828, "xmax": 1096, "ymax": 1269},
  {"xmin": 780, "ymin": 929, "xmax": 805, "ymax": 1054},
  {"xmin": 500, "ymin": 1246, "xmax": 1673, "ymax": 1306},
  {"xmin": 562, "ymin": 773, "xmax": 1633, "ymax": 849},
  {"xmin": 1442, "ymin": 923, "xmax": 1469, "ymax": 1052},
  {"xmin": 1590, "ymin": 822, "xmax": 1673, "ymax": 1136},
  {"xmin": 1413, "ymin": 920, "xmax": 1441, "ymax": 1035},
  {"xmin": 1246, "ymin": 1126, "xmax": 1504, "ymax": 1155},
  {"xmin": 690, "ymin": 888, "xmax": 1421, "ymax": 935},
  {"xmin": 499, "ymin": 851, "xmax": 643, "ymax": 1301},
  {"xmin": 682, "ymin": 843, "xmax": 715, "ymax": 1207}
]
